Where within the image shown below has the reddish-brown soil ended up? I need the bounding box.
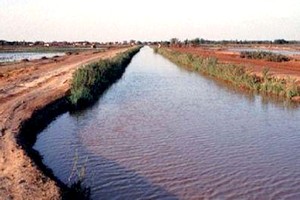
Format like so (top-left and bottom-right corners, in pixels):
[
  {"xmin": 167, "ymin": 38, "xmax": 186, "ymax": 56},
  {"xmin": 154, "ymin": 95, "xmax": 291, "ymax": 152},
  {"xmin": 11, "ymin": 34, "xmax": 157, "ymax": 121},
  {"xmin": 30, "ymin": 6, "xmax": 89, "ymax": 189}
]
[
  {"xmin": 0, "ymin": 47, "xmax": 129, "ymax": 200},
  {"xmin": 170, "ymin": 47, "xmax": 300, "ymax": 81}
]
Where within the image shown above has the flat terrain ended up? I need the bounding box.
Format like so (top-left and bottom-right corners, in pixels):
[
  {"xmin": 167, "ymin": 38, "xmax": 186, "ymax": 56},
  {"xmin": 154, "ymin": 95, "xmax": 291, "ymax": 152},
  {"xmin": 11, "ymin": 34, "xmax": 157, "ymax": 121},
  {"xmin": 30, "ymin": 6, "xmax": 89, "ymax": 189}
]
[
  {"xmin": 0, "ymin": 47, "xmax": 129, "ymax": 200},
  {"xmin": 170, "ymin": 46, "xmax": 300, "ymax": 81},
  {"xmin": 1, "ymin": 44, "xmax": 299, "ymax": 199}
]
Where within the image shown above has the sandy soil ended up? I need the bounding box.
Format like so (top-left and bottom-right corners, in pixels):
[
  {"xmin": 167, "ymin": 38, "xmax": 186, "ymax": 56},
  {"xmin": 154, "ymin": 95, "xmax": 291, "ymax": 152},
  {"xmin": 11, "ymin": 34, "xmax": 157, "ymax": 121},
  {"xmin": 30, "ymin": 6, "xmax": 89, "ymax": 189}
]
[
  {"xmin": 0, "ymin": 47, "xmax": 129, "ymax": 200},
  {"xmin": 170, "ymin": 47, "xmax": 300, "ymax": 81}
]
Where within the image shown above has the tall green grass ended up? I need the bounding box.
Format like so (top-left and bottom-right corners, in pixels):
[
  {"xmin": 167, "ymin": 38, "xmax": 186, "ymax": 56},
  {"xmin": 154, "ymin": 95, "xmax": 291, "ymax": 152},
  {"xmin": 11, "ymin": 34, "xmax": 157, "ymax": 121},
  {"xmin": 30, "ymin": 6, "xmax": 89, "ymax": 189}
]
[
  {"xmin": 240, "ymin": 51, "xmax": 290, "ymax": 62},
  {"xmin": 69, "ymin": 47, "xmax": 141, "ymax": 108},
  {"xmin": 156, "ymin": 48, "xmax": 300, "ymax": 99}
]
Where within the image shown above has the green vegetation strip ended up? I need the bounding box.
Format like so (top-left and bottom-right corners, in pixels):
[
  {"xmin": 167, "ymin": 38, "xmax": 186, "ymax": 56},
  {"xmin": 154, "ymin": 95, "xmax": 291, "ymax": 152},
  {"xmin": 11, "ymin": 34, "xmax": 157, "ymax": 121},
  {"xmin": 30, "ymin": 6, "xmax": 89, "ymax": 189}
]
[
  {"xmin": 70, "ymin": 46, "xmax": 141, "ymax": 108},
  {"xmin": 240, "ymin": 51, "xmax": 290, "ymax": 62},
  {"xmin": 156, "ymin": 48, "xmax": 300, "ymax": 99}
]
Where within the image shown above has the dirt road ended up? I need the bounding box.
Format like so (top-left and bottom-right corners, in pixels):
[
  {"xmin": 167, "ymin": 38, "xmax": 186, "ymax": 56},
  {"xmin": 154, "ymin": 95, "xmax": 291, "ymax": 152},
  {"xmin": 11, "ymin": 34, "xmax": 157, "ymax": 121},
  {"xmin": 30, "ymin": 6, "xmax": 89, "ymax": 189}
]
[{"xmin": 0, "ymin": 47, "xmax": 129, "ymax": 200}]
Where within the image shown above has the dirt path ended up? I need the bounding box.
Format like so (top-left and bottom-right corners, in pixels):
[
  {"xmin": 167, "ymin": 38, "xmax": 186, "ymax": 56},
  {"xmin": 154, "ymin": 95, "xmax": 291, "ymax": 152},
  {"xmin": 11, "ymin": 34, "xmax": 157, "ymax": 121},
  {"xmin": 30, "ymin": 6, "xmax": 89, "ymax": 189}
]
[
  {"xmin": 0, "ymin": 47, "xmax": 129, "ymax": 200},
  {"xmin": 171, "ymin": 47, "xmax": 300, "ymax": 81}
]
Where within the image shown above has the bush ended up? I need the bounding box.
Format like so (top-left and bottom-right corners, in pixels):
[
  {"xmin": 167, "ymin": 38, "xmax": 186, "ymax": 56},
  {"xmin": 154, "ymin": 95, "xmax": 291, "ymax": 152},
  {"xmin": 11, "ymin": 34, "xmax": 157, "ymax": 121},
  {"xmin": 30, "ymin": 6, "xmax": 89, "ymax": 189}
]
[
  {"xmin": 69, "ymin": 47, "xmax": 141, "ymax": 108},
  {"xmin": 240, "ymin": 51, "xmax": 290, "ymax": 62}
]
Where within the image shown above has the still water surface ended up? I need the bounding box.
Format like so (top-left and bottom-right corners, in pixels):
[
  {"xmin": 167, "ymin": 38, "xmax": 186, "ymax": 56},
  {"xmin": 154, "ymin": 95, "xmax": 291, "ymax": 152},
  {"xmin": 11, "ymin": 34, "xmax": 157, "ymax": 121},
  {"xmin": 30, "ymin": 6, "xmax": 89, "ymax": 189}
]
[
  {"xmin": 34, "ymin": 47, "xmax": 300, "ymax": 199},
  {"xmin": 0, "ymin": 52, "xmax": 65, "ymax": 63}
]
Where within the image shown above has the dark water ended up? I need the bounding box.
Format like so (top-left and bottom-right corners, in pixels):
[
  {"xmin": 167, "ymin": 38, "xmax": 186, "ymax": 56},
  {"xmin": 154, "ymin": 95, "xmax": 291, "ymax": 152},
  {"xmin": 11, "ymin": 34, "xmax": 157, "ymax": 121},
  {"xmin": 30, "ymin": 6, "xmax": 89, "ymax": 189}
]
[{"xmin": 34, "ymin": 47, "xmax": 300, "ymax": 199}]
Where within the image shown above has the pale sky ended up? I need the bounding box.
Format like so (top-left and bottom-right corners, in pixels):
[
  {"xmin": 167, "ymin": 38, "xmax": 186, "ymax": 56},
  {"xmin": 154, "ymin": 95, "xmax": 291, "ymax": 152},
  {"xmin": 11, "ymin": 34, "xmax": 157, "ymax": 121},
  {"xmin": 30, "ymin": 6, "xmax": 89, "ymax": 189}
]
[{"xmin": 0, "ymin": 0, "xmax": 299, "ymax": 42}]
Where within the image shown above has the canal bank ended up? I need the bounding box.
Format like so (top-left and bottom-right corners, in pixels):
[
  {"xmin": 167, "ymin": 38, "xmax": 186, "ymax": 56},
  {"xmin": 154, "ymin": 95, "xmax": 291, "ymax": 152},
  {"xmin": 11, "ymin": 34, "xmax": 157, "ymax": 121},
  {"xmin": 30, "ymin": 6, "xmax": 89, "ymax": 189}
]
[
  {"xmin": 0, "ymin": 47, "xmax": 139, "ymax": 200},
  {"xmin": 35, "ymin": 46, "xmax": 300, "ymax": 199},
  {"xmin": 156, "ymin": 47, "xmax": 300, "ymax": 101}
]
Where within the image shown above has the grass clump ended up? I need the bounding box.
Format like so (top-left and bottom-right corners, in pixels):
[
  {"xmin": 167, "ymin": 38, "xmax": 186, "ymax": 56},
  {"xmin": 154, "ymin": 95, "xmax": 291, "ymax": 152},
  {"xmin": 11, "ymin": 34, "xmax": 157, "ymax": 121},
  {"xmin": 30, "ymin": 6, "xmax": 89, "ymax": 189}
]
[
  {"xmin": 69, "ymin": 47, "xmax": 141, "ymax": 108},
  {"xmin": 63, "ymin": 152, "xmax": 90, "ymax": 200},
  {"xmin": 240, "ymin": 51, "xmax": 290, "ymax": 62},
  {"xmin": 64, "ymin": 181, "xmax": 90, "ymax": 200},
  {"xmin": 156, "ymin": 48, "xmax": 300, "ymax": 99}
]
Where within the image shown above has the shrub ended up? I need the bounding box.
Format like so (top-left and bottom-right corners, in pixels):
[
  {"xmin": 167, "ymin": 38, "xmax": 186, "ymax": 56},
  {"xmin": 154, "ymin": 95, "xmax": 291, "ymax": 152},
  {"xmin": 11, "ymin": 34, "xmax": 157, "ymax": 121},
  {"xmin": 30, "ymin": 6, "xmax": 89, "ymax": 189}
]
[
  {"xmin": 240, "ymin": 51, "xmax": 290, "ymax": 62},
  {"xmin": 69, "ymin": 47, "xmax": 141, "ymax": 108}
]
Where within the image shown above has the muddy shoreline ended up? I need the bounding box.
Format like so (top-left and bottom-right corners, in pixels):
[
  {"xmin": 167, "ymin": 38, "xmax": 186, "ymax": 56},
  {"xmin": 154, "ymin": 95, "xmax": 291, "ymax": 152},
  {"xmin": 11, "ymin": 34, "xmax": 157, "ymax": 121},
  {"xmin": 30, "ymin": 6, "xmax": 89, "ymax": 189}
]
[{"xmin": 18, "ymin": 97, "xmax": 71, "ymax": 198}]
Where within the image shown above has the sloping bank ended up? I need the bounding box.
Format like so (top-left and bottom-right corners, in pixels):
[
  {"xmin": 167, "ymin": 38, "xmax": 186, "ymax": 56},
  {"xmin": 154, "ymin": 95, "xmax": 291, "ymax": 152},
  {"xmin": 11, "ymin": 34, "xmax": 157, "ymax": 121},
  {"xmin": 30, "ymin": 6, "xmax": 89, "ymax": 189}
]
[
  {"xmin": 18, "ymin": 46, "xmax": 141, "ymax": 199},
  {"xmin": 155, "ymin": 48, "xmax": 300, "ymax": 101}
]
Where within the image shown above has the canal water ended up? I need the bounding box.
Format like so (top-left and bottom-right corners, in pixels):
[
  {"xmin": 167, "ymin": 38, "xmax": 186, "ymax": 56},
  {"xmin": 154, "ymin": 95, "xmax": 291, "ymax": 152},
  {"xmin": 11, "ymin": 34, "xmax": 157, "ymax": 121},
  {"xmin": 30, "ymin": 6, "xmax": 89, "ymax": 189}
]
[{"xmin": 34, "ymin": 47, "xmax": 300, "ymax": 199}]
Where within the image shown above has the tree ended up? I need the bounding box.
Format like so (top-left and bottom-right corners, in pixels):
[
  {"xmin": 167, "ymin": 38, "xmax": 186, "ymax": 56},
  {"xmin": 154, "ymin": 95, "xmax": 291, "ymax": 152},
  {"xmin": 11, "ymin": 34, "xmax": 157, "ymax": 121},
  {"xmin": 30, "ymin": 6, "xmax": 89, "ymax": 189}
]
[
  {"xmin": 170, "ymin": 38, "xmax": 179, "ymax": 45},
  {"xmin": 183, "ymin": 39, "xmax": 188, "ymax": 46},
  {"xmin": 274, "ymin": 39, "xmax": 288, "ymax": 44},
  {"xmin": 190, "ymin": 38, "xmax": 200, "ymax": 46},
  {"xmin": 129, "ymin": 40, "xmax": 136, "ymax": 45}
]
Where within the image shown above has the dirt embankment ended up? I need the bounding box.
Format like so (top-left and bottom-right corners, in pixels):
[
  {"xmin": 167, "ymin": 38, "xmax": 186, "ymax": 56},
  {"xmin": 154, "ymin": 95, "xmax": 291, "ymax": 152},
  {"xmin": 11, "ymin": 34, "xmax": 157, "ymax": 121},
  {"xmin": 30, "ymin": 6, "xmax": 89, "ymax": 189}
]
[
  {"xmin": 0, "ymin": 47, "xmax": 129, "ymax": 200},
  {"xmin": 170, "ymin": 47, "xmax": 300, "ymax": 81}
]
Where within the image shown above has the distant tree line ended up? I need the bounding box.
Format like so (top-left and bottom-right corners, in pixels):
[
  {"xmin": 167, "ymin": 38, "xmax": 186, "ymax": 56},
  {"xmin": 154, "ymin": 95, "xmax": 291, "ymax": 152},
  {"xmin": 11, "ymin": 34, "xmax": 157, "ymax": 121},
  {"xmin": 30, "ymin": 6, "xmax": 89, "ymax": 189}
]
[
  {"xmin": 151, "ymin": 38, "xmax": 300, "ymax": 47},
  {"xmin": 0, "ymin": 38, "xmax": 299, "ymax": 47},
  {"xmin": 0, "ymin": 40, "xmax": 145, "ymax": 47},
  {"xmin": 0, "ymin": 40, "xmax": 31, "ymax": 46}
]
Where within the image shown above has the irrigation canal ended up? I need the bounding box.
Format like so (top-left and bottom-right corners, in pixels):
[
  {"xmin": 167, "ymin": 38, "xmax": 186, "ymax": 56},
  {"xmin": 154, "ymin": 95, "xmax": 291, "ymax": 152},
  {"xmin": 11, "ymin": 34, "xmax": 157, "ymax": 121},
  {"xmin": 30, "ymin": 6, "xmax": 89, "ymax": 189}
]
[{"xmin": 34, "ymin": 46, "xmax": 300, "ymax": 199}]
